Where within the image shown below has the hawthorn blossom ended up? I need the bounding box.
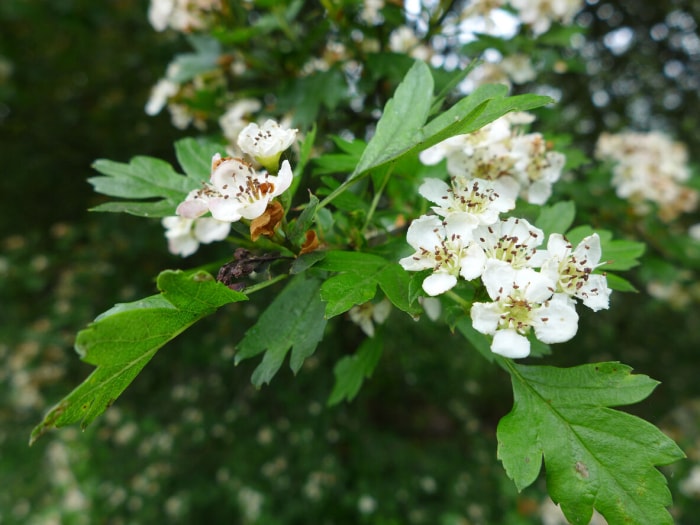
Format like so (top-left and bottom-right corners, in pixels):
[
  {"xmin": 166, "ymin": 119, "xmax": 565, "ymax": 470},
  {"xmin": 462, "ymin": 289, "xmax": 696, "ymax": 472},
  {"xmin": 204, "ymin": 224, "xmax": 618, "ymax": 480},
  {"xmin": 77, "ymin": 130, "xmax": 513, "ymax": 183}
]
[
  {"xmin": 162, "ymin": 216, "xmax": 230, "ymax": 257},
  {"xmin": 541, "ymin": 233, "xmax": 611, "ymax": 311},
  {"xmin": 509, "ymin": 0, "xmax": 584, "ymax": 36},
  {"xmin": 419, "ymin": 175, "xmax": 518, "ymax": 225},
  {"xmin": 176, "ymin": 154, "xmax": 293, "ymax": 223},
  {"xmin": 474, "ymin": 217, "xmax": 547, "ymax": 269},
  {"xmin": 237, "ymin": 120, "xmax": 298, "ymax": 171},
  {"xmin": 388, "ymin": 26, "xmax": 432, "ymax": 61},
  {"xmin": 510, "ymin": 133, "xmax": 566, "ymax": 205},
  {"xmin": 219, "ymin": 99, "xmax": 262, "ymax": 144},
  {"xmin": 148, "ymin": 0, "xmax": 222, "ymax": 33},
  {"xmin": 349, "ymin": 299, "xmax": 392, "ymax": 337},
  {"xmin": 419, "ymin": 113, "xmax": 565, "ymax": 205},
  {"xmin": 145, "ymin": 78, "xmax": 179, "ymax": 116},
  {"xmin": 471, "ymin": 260, "xmax": 579, "ymax": 358},
  {"xmin": 399, "ymin": 215, "xmax": 486, "ymax": 296},
  {"xmin": 595, "ymin": 131, "xmax": 698, "ymax": 221}
]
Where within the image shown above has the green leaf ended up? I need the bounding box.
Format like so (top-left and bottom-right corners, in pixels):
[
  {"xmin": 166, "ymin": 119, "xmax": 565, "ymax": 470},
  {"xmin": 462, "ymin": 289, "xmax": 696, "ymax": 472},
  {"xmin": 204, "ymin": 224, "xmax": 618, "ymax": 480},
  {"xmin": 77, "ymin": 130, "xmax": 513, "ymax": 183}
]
[
  {"xmin": 30, "ymin": 271, "xmax": 246, "ymax": 444},
  {"xmin": 497, "ymin": 361, "xmax": 685, "ymax": 525},
  {"xmin": 352, "ymin": 60, "xmax": 434, "ymax": 178},
  {"xmin": 605, "ymin": 273, "xmax": 638, "ymax": 292},
  {"xmin": 167, "ymin": 35, "xmax": 221, "ymax": 83},
  {"xmin": 288, "ymin": 193, "xmax": 320, "ymax": 247},
  {"xmin": 456, "ymin": 317, "xmax": 495, "ymax": 363},
  {"xmin": 316, "ymin": 251, "xmax": 421, "ymax": 317},
  {"xmin": 90, "ymin": 157, "xmax": 192, "ymax": 199},
  {"xmin": 537, "ymin": 201, "xmax": 576, "ymax": 239},
  {"xmin": 328, "ymin": 336, "xmax": 384, "ymax": 406},
  {"xmin": 174, "ymin": 137, "xmax": 224, "ymax": 183},
  {"xmin": 235, "ymin": 275, "xmax": 327, "ymax": 387},
  {"xmin": 320, "ymin": 272, "xmax": 380, "ymax": 318},
  {"xmin": 89, "ymin": 139, "xmax": 225, "ymax": 218},
  {"xmin": 348, "ymin": 74, "xmax": 552, "ymax": 182},
  {"xmin": 89, "ymin": 200, "xmax": 178, "ymax": 218}
]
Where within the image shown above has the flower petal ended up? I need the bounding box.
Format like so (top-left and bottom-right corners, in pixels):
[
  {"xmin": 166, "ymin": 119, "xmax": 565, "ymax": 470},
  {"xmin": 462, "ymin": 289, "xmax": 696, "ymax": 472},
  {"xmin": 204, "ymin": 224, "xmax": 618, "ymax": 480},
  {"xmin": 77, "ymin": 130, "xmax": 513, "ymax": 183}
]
[
  {"xmin": 422, "ymin": 272, "xmax": 457, "ymax": 296},
  {"xmin": 491, "ymin": 329, "xmax": 531, "ymax": 358},
  {"xmin": 533, "ymin": 294, "xmax": 579, "ymax": 344},
  {"xmin": 470, "ymin": 301, "xmax": 501, "ymax": 335},
  {"xmin": 418, "ymin": 178, "xmax": 451, "ymax": 204}
]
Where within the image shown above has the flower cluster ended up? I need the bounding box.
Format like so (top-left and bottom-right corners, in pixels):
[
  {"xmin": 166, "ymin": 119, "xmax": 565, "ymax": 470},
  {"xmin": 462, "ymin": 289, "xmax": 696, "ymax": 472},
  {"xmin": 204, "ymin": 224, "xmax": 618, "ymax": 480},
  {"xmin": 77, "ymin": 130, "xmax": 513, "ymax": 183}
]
[
  {"xmin": 420, "ymin": 113, "xmax": 566, "ymax": 206},
  {"xmin": 595, "ymin": 131, "xmax": 698, "ymax": 222},
  {"xmin": 461, "ymin": 0, "xmax": 584, "ymax": 36},
  {"xmin": 402, "ymin": 117, "xmax": 610, "ymax": 358},
  {"xmin": 148, "ymin": 0, "xmax": 222, "ymax": 33},
  {"xmin": 162, "ymin": 120, "xmax": 297, "ymax": 256}
]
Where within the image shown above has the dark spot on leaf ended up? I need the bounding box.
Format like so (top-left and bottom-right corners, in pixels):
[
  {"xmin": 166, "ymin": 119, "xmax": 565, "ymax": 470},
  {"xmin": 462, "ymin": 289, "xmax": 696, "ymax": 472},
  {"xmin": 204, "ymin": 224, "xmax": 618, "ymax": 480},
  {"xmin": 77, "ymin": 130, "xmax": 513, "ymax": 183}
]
[{"xmin": 575, "ymin": 461, "xmax": 589, "ymax": 478}]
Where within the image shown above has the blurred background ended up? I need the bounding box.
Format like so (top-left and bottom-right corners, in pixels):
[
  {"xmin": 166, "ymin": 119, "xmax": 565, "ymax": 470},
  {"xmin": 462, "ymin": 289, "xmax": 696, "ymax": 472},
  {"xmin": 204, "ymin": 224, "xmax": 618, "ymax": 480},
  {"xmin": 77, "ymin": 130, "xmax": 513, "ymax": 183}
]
[{"xmin": 1, "ymin": 0, "xmax": 699, "ymax": 523}]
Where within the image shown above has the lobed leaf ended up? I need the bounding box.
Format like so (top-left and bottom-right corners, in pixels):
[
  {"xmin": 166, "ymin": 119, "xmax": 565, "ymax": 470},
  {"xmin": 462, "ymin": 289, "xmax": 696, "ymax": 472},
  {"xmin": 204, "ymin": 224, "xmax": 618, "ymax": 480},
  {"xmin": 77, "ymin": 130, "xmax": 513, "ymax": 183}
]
[
  {"xmin": 30, "ymin": 271, "xmax": 246, "ymax": 444},
  {"xmin": 235, "ymin": 275, "xmax": 327, "ymax": 387},
  {"xmin": 352, "ymin": 60, "xmax": 434, "ymax": 178},
  {"xmin": 174, "ymin": 137, "xmax": 224, "ymax": 183},
  {"xmin": 328, "ymin": 336, "xmax": 384, "ymax": 406},
  {"xmin": 316, "ymin": 251, "xmax": 421, "ymax": 317},
  {"xmin": 497, "ymin": 361, "xmax": 685, "ymax": 524},
  {"xmin": 537, "ymin": 201, "xmax": 576, "ymax": 239}
]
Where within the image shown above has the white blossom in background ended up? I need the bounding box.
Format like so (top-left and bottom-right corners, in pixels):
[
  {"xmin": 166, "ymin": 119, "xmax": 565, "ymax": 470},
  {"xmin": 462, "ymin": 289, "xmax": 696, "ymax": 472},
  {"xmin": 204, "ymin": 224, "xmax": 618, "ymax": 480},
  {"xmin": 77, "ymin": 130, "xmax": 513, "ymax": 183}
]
[
  {"xmin": 349, "ymin": 299, "xmax": 392, "ymax": 337},
  {"xmin": 471, "ymin": 260, "xmax": 579, "ymax": 358},
  {"xmin": 460, "ymin": 54, "xmax": 536, "ymax": 93},
  {"xmin": 500, "ymin": 53, "xmax": 537, "ymax": 84},
  {"xmin": 399, "ymin": 214, "xmax": 486, "ymax": 296},
  {"xmin": 219, "ymin": 99, "xmax": 262, "ymax": 144},
  {"xmin": 689, "ymin": 223, "xmax": 700, "ymax": 241},
  {"xmin": 162, "ymin": 216, "xmax": 230, "ymax": 257},
  {"xmin": 237, "ymin": 120, "xmax": 298, "ymax": 171},
  {"xmin": 176, "ymin": 154, "xmax": 293, "ymax": 222},
  {"xmin": 509, "ymin": 0, "xmax": 584, "ymax": 35},
  {"xmin": 541, "ymin": 233, "xmax": 611, "ymax": 311},
  {"xmin": 148, "ymin": 0, "xmax": 222, "ymax": 33},
  {"xmin": 388, "ymin": 26, "xmax": 432, "ymax": 61},
  {"xmin": 145, "ymin": 78, "xmax": 179, "ymax": 116},
  {"xmin": 510, "ymin": 133, "xmax": 566, "ymax": 204},
  {"xmin": 419, "ymin": 175, "xmax": 519, "ymax": 225},
  {"xmin": 359, "ymin": 0, "xmax": 384, "ymax": 25},
  {"xmin": 595, "ymin": 131, "xmax": 698, "ymax": 221},
  {"xmin": 679, "ymin": 464, "xmax": 700, "ymax": 497}
]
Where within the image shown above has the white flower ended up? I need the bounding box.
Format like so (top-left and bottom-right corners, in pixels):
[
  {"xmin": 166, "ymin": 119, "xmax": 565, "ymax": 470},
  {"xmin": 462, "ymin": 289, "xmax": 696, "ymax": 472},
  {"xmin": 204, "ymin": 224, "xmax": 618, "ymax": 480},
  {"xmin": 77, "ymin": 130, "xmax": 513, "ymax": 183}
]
[
  {"xmin": 419, "ymin": 175, "xmax": 518, "ymax": 225},
  {"xmin": 148, "ymin": 0, "xmax": 175, "ymax": 31},
  {"xmin": 500, "ymin": 54, "xmax": 537, "ymax": 84},
  {"xmin": 596, "ymin": 130, "xmax": 698, "ymax": 221},
  {"xmin": 145, "ymin": 78, "xmax": 179, "ymax": 116},
  {"xmin": 474, "ymin": 216, "xmax": 547, "ymax": 269},
  {"xmin": 689, "ymin": 223, "xmax": 700, "ymax": 241},
  {"xmin": 219, "ymin": 99, "xmax": 262, "ymax": 143},
  {"xmin": 510, "ymin": 133, "xmax": 565, "ymax": 205},
  {"xmin": 399, "ymin": 214, "xmax": 486, "ymax": 296},
  {"xmin": 510, "ymin": 0, "xmax": 584, "ymax": 36},
  {"xmin": 388, "ymin": 25, "xmax": 432, "ymax": 61},
  {"xmin": 541, "ymin": 233, "xmax": 611, "ymax": 311},
  {"xmin": 148, "ymin": 0, "xmax": 222, "ymax": 33},
  {"xmin": 471, "ymin": 260, "xmax": 579, "ymax": 358},
  {"xmin": 162, "ymin": 215, "xmax": 230, "ymax": 257},
  {"xmin": 237, "ymin": 120, "xmax": 298, "ymax": 171},
  {"xmin": 348, "ymin": 299, "xmax": 392, "ymax": 337},
  {"xmin": 176, "ymin": 154, "xmax": 293, "ymax": 223},
  {"xmin": 359, "ymin": 0, "xmax": 384, "ymax": 25}
]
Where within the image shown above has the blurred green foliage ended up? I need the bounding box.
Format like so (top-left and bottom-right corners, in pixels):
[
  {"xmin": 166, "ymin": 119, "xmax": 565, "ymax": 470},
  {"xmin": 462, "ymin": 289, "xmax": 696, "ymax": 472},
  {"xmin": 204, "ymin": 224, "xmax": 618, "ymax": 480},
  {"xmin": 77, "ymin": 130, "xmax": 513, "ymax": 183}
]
[{"xmin": 2, "ymin": 1, "xmax": 700, "ymax": 524}]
